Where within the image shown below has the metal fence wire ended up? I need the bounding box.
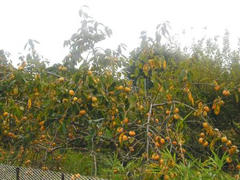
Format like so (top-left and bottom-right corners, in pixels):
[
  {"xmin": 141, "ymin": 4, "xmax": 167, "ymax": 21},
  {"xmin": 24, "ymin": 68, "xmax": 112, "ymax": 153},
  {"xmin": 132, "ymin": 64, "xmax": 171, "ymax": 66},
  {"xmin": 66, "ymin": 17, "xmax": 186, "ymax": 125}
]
[{"xmin": 0, "ymin": 164, "xmax": 105, "ymax": 180}]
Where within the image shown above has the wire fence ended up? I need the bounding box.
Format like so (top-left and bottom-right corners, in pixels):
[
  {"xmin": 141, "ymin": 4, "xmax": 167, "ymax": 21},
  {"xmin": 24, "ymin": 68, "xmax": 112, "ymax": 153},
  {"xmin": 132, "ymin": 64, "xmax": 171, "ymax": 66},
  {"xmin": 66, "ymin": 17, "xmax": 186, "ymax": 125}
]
[{"xmin": 0, "ymin": 164, "xmax": 105, "ymax": 180}]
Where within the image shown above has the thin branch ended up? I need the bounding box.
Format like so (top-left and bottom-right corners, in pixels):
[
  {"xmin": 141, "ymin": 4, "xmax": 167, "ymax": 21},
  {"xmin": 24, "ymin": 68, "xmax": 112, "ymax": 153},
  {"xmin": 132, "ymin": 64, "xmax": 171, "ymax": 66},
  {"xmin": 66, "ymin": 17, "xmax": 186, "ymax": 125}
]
[{"xmin": 146, "ymin": 103, "xmax": 153, "ymax": 161}]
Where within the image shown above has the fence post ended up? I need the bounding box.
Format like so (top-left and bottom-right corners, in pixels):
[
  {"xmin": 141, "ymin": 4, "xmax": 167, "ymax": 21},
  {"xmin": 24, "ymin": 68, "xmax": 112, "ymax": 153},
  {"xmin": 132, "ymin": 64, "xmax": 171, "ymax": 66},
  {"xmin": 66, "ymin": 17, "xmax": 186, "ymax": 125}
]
[
  {"xmin": 61, "ymin": 173, "xmax": 64, "ymax": 180},
  {"xmin": 16, "ymin": 167, "xmax": 20, "ymax": 180}
]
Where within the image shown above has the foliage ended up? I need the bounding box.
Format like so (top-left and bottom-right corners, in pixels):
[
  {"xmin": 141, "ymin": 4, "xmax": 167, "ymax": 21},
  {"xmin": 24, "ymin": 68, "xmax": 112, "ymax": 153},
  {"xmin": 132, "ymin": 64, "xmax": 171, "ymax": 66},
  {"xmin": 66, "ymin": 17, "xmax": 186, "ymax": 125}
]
[{"xmin": 0, "ymin": 8, "xmax": 240, "ymax": 179}]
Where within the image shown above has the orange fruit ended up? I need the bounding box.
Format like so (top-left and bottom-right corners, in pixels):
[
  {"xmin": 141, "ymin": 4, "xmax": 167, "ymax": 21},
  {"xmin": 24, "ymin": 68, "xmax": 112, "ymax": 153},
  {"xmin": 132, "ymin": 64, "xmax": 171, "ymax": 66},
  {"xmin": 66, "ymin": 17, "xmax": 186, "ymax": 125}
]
[
  {"xmin": 117, "ymin": 85, "xmax": 124, "ymax": 90},
  {"xmin": 79, "ymin": 110, "xmax": 86, "ymax": 115},
  {"xmin": 236, "ymin": 164, "xmax": 240, "ymax": 170},
  {"xmin": 40, "ymin": 126, "xmax": 45, "ymax": 131},
  {"xmin": 123, "ymin": 118, "xmax": 129, "ymax": 124},
  {"xmin": 129, "ymin": 131, "xmax": 136, "ymax": 136},
  {"xmin": 122, "ymin": 135, "xmax": 128, "ymax": 141},
  {"xmin": 73, "ymin": 97, "xmax": 78, "ymax": 102},
  {"xmin": 129, "ymin": 146, "xmax": 134, "ymax": 152},
  {"xmin": 203, "ymin": 106, "xmax": 210, "ymax": 112},
  {"xmin": 3, "ymin": 112, "xmax": 9, "ymax": 117},
  {"xmin": 221, "ymin": 136, "xmax": 228, "ymax": 143},
  {"xmin": 113, "ymin": 169, "xmax": 118, "ymax": 174},
  {"xmin": 226, "ymin": 140, "xmax": 232, "ymax": 146},
  {"xmin": 203, "ymin": 141, "xmax": 208, "ymax": 147},
  {"xmin": 160, "ymin": 138, "xmax": 165, "ymax": 145},
  {"xmin": 226, "ymin": 157, "xmax": 232, "ymax": 163},
  {"xmin": 222, "ymin": 90, "xmax": 230, "ymax": 96},
  {"xmin": 172, "ymin": 141, "xmax": 177, "ymax": 146},
  {"xmin": 151, "ymin": 153, "xmax": 160, "ymax": 161},
  {"xmin": 87, "ymin": 70, "xmax": 92, "ymax": 76},
  {"xmin": 159, "ymin": 158, "xmax": 164, "ymax": 165},
  {"xmin": 174, "ymin": 108, "xmax": 179, "ymax": 113},
  {"xmin": 91, "ymin": 96, "xmax": 97, "ymax": 102},
  {"xmin": 200, "ymin": 132, "xmax": 205, "ymax": 138},
  {"xmin": 229, "ymin": 145, "xmax": 237, "ymax": 155},
  {"xmin": 69, "ymin": 90, "xmax": 75, "ymax": 96},
  {"xmin": 214, "ymin": 85, "xmax": 220, "ymax": 91},
  {"xmin": 202, "ymin": 122, "xmax": 209, "ymax": 128},
  {"xmin": 198, "ymin": 137, "xmax": 204, "ymax": 144},
  {"xmin": 39, "ymin": 121, "xmax": 45, "ymax": 126},
  {"xmin": 117, "ymin": 127, "xmax": 124, "ymax": 133},
  {"xmin": 202, "ymin": 111, "xmax": 207, "ymax": 117},
  {"xmin": 173, "ymin": 114, "xmax": 180, "ymax": 120},
  {"xmin": 165, "ymin": 110, "xmax": 171, "ymax": 115},
  {"xmin": 155, "ymin": 142, "xmax": 161, "ymax": 147},
  {"xmin": 124, "ymin": 87, "xmax": 131, "ymax": 93},
  {"xmin": 163, "ymin": 174, "xmax": 170, "ymax": 180}
]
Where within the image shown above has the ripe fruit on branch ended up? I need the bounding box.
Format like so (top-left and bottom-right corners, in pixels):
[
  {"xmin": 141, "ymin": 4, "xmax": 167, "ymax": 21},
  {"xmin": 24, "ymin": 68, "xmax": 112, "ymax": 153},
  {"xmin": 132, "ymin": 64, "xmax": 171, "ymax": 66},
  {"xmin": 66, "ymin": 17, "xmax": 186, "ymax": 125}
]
[
  {"xmin": 3, "ymin": 112, "xmax": 9, "ymax": 117},
  {"xmin": 226, "ymin": 140, "xmax": 232, "ymax": 146},
  {"xmin": 116, "ymin": 85, "xmax": 124, "ymax": 90},
  {"xmin": 166, "ymin": 110, "xmax": 171, "ymax": 115},
  {"xmin": 79, "ymin": 110, "xmax": 86, "ymax": 115},
  {"xmin": 129, "ymin": 146, "xmax": 134, "ymax": 152},
  {"xmin": 173, "ymin": 114, "xmax": 180, "ymax": 120},
  {"xmin": 226, "ymin": 157, "xmax": 232, "ymax": 163},
  {"xmin": 69, "ymin": 90, "xmax": 75, "ymax": 96},
  {"xmin": 122, "ymin": 135, "xmax": 128, "ymax": 141},
  {"xmin": 222, "ymin": 90, "xmax": 230, "ymax": 96},
  {"xmin": 203, "ymin": 141, "xmax": 209, "ymax": 147},
  {"xmin": 151, "ymin": 153, "xmax": 160, "ymax": 161},
  {"xmin": 124, "ymin": 87, "xmax": 131, "ymax": 93},
  {"xmin": 160, "ymin": 138, "xmax": 165, "ymax": 144},
  {"xmin": 172, "ymin": 141, "xmax": 177, "ymax": 146},
  {"xmin": 221, "ymin": 136, "xmax": 228, "ymax": 143},
  {"xmin": 203, "ymin": 106, "xmax": 210, "ymax": 112},
  {"xmin": 200, "ymin": 132, "xmax": 205, "ymax": 138},
  {"xmin": 91, "ymin": 96, "xmax": 97, "ymax": 102},
  {"xmin": 123, "ymin": 118, "xmax": 129, "ymax": 124},
  {"xmin": 174, "ymin": 107, "xmax": 179, "ymax": 113},
  {"xmin": 198, "ymin": 137, "xmax": 204, "ymax": 144},
  {"xmin": 117, "ymin": 127, "xmax": 124, "ymax": 133},
  {"xmin": 129, "ymin": 131, "xmax": 136, "ymax": 136},
  {"xmin": 87, "ymin": 70, "xmax": 92, "ymax": 76},
  {"xmin": 214, "ymin": 85, "xmax": 220, "ymax": 91},
  {"xmin": 73, "ymin": 97, "xmax": 78, "ymax": 102},
  {"xmin": 202, "ymin": 111, "xmax": 207, "ymax": 117},
  {"xmin": 202, "ymin": 122, "xmax": 209, "ymax": 128}
]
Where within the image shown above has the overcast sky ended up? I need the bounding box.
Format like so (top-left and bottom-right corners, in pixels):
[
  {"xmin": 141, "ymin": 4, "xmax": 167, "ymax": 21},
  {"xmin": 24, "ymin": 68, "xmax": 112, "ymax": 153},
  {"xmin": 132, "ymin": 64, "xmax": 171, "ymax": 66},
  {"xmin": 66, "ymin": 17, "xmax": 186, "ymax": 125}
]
[{"xmin": 0, "ymin": 0, "xmax": 240, "ymax": 65}]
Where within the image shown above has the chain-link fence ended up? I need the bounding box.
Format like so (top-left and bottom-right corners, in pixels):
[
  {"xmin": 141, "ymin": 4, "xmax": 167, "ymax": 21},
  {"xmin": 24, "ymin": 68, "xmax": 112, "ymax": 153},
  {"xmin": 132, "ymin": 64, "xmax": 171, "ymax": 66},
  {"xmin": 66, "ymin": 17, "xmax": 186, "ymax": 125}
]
[{"xmin": 0, "ymin": 164, "xmax": 105, "ymax": 180}]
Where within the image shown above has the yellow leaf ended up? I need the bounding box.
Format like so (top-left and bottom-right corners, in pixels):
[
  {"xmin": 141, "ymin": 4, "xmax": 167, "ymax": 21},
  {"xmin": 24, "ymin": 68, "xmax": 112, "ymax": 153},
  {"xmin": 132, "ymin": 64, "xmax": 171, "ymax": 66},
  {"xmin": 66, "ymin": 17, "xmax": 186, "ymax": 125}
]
[
  {"xmin": 188, "ymin": 92, "xmax": 194, "ymax": 106},
  {"xmin": 28, "ymin": 99, "xmax": 32, "ymax": 109},
  {"xmin": 163, "ymin": 60, "xmax": 167, "ymax": 70},
  {"xmin": 119, "ymin": 132, "xmax": 125, "ymax": 146},
  {"xmin": 210, "ymin": 137, "xmax": 218, "ymax": 152},
  {"xmin": 143, "ymin": 63, "xmax": 150, "ymax": 76},
  {"xmin": 214, "ymin": 104, "xmax": 220, "ymax": 115}
]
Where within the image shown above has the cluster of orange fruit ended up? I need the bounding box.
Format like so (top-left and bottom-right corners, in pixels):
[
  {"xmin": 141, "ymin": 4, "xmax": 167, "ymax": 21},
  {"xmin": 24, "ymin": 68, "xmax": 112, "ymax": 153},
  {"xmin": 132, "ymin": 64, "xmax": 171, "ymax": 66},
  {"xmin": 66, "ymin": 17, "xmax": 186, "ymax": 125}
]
[
  {"xmin": 116, "ymin": 85, "xmax": 131, "ymax": 93},
  {"xmin": 165, "ymin": 107, "xmax": 180, "ymax": 120},
  {"xmin": 199, "ymin": 122, "xmax": 240, "ymax": 168},
  {"xmin": 154, "ymin": 136, "xmax": 166, "ymax": 148}
]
